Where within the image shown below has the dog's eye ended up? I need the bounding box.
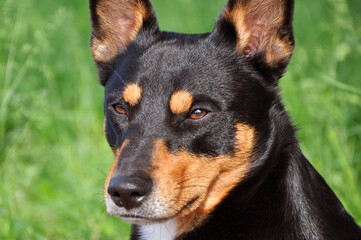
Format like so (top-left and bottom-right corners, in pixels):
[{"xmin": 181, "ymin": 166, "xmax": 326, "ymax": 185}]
[
  {"xmin": 113, "ymin": 104, "xmax": 127, "ymax": 115},
  {"xmin": 189, "ymin": 109, "xmax": 208, "ymax": 120}
]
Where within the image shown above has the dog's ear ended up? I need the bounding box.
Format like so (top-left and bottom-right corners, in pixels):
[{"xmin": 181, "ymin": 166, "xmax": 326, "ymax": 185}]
[
  {"xmin": 89, "ymin": 0, "xmax": 158, "ymax": 85},
  {"xmin": 210, "ymin": 0, "xmax": 295, "ymax": 82}
]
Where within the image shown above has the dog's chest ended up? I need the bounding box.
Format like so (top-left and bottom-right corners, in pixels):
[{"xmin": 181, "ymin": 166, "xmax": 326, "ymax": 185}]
[{"xmin": 138, "ymin": 219, "xmax": 178, "ymax": 240}]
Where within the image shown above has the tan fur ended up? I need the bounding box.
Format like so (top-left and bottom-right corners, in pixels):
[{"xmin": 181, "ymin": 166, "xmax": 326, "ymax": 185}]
[
  {"xmin": 91, "ymin": 0, "xmax": 149, "ymax": 62},
  {"xmin": 150, "ymin": 123, "xmax": 255, "ymax": 233},
  {"xmin": 104, "ymin": 140, "xmax": 130, "ymax": 197},
  {"xmin": 123, "ymin": 83, "xmax": 143, "ymax": 106},
  {"xmin": 224, "ymin": 0, "xmax": 294, "ymax": 66},
  {"xmin": 169, "ymin": 90, "xmax": 194, "ymax": 114}
]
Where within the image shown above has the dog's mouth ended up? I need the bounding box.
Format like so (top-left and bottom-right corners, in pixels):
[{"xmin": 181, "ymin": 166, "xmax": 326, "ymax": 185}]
[
  {"xmin": 120, "ymin": 215, "xmax": 169, "ymax": 225},
  {"xmin": 108, "ymin": 196, "xmax": 200, "ymax": 225}
]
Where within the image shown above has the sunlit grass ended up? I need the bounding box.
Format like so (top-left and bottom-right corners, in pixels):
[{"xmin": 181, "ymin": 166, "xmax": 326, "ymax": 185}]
[{"xmin": 0, "ymin": 0, "xmax": 360, "ymax": 239}]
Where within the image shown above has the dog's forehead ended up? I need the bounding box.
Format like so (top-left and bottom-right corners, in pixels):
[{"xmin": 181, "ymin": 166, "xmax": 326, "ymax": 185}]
[
  {"xmin": 138, "ymin": 40, "xmax": 232, "ymax": 75},
  {"xmin": 107, "ymin": 39, "xmax": 243, "ymax": 100}
]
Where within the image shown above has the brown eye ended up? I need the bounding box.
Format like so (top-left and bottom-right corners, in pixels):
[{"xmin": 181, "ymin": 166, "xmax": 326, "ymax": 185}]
[
  {"xmin": 113, "ymin": 104, "xmax": 127, "ymax": 115},
  {"xmin": 189, "ymin": 109, "xmax": 208, "ymax": 119}
]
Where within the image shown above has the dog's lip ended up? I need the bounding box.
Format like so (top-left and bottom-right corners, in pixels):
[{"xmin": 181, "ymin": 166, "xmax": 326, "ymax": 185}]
[
  {"xmin": 120, "ymin": 215, "xmax": 169, "ymax": 223},
  {"xmin": 119, "ymin": 197, "xmax": 199, "ymax": 223}
]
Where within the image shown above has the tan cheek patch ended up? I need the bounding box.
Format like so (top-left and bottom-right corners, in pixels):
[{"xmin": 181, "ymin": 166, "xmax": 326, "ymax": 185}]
[
  {"xmin": 104, "ymin": 140, "xmax": 130, "ymax": 197},
  {"xmin": 150, "ymin": 123, "xmax": 255, "ymax": 233},
  {"xmin": 169, "ymin": 90, "xmax": 193, "ymax": 114},
  {"xmin": 123, "ymin": 83, "xmax": 142, "ymax": 106}
]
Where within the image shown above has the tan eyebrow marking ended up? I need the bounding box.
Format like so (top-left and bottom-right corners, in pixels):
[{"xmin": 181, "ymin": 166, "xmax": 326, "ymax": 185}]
[
  {"xmin": 169, "ymin": 90, "xmax": 194, "ymax": 114},
  {"xmin": 123, "ymin": 83, "xmax": 142, "ymax": 106}
]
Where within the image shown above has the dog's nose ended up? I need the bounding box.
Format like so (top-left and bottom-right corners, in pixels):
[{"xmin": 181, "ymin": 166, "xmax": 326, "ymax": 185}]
[{"xmin": 107, "ymin": 175, "xmax": 152, "ymax": 210}]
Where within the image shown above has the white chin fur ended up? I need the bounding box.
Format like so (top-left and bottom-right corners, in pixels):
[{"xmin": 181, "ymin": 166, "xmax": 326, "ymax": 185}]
[
  {"xmin": 105, "ymin": 197, "xmax": 180, "ymax": 239},
  {"xmin": 138, "ymin": 219, "xmax": 178, "ymax": 240}
]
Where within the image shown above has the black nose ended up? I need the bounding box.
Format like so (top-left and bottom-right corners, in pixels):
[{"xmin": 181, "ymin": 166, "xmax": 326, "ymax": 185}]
[{"xmin": 107, "ymin": 174, "xmax": 152, "ymax": 210}]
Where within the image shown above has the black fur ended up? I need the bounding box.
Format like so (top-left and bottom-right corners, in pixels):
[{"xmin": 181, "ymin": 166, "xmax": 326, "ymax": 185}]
[
  {"xmin": 89, "ymin": 0, "xmax": 361, "ymax": 239},
  {"xmin": 176, "ymin": 103, "xmax": 361, "ymax": 239}
]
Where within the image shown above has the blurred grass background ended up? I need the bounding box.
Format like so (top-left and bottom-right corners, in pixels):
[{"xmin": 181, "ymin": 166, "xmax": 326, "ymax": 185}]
[{"xmin": 0, "ymin": 0, "xmax": 360, "ymax": 239}]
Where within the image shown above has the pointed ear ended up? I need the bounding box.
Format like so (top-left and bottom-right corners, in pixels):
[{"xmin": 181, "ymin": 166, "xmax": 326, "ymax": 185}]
[
  {"xmin": 211, "ymin": 0, "xmax": 295, "ymax": 81},
  {"xmin": 89, "ymin": 0, "xmax": 158, "ymax": 84}
]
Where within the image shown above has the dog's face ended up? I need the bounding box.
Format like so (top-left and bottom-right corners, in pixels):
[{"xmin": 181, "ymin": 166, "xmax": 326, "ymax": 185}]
[{"xmin": 90, "ymin": 0, "xmax": 294, "ymax": 231}]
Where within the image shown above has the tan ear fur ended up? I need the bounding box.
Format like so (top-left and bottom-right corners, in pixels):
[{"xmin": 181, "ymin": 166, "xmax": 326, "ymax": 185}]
[
  {"xmin": 90, "ymin": 0, "xmax": 150, "ymax": 62},
  {"xmin": 223, "ymin": 0, "xmax": 294, "ymax": 66}
]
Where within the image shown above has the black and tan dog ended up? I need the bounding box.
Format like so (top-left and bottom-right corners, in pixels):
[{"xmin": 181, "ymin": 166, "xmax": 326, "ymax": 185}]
[{"xmin": 89, "ymin": 0, "xmax": 361, "ymax": 239}]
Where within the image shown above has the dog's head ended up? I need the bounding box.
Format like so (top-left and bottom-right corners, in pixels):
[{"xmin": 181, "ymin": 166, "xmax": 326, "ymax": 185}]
[{"xmin": 89, "ymin": 0, "xmax": 294, "ymax": 232}]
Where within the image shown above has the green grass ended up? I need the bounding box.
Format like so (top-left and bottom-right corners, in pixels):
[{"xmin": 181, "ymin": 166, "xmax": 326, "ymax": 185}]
[{"xmin": 0, "ymin": 0, "xmax": 360, "ymax": 239}]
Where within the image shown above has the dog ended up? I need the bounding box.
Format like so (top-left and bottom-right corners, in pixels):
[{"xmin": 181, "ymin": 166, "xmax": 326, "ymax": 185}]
[{"xmin": 88, "ymin": 0, "xmax": 361, "ymax": 239}]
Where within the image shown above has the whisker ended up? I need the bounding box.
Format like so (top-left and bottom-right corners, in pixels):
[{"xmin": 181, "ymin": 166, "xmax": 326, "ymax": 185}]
[
  {"xmin": 112, "ymin": 68, "xmax": 126, "ymax": 85},
  {"xmin": 175, "ymin": 174, "xmax": 191, "ymax": 182},
  {"xmin": 175, "ymin": 185, "xmax": 207, "ymax": 190},
  {"xmin": 162, "ymin": 222, "xmax": 172, "ymax": 238},
  {"xmin": 218, "ymin": 177, "xmax": 231, "ymax": 189},
  {"xmin": 87, "ymin": 163, "xmax": 107, "ymax": 176},
  {"xmin": 176, "ymin": 176, "xmax": 207, "ymax": 185}
]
